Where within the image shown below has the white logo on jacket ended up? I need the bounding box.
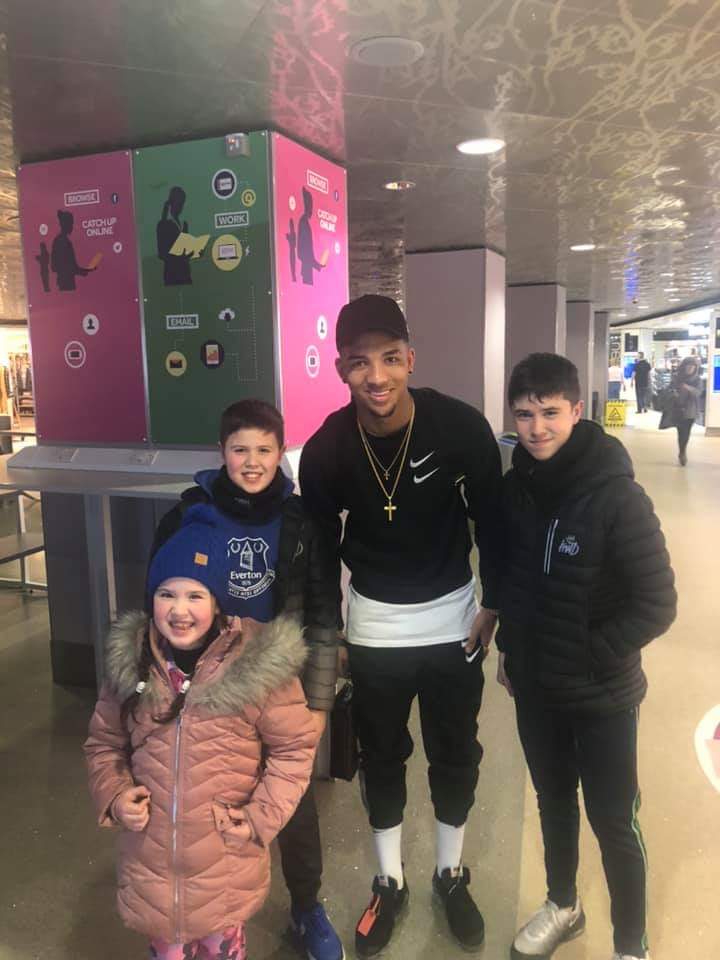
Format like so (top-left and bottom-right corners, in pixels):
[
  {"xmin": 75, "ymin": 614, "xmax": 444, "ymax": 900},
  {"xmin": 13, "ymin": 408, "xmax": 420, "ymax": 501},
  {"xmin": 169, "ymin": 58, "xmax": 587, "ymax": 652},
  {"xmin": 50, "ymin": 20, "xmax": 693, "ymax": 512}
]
[
  {"xmin": 227, "ymin": 537, "xmax": 276, "ymax": 599},
  {"xmin": 558, "ymin": 535, "xmax": 581, "ymax": 557}
]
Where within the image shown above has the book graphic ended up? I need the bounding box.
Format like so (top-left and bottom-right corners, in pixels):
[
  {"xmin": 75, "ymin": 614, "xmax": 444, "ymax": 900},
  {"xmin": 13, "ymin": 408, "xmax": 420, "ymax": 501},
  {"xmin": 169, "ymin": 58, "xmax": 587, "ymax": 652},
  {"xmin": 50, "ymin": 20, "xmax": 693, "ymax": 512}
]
[
  {"xmin": 87, "ymin": 252, "xmax": 104, "ymax": 270},
  {"xmin": 169, "ymin": 233, "xmax": 210, "ymax": 258},
  {"xmin": 319, "ymin": 249, "xmax": 330, "ymax": 267}
]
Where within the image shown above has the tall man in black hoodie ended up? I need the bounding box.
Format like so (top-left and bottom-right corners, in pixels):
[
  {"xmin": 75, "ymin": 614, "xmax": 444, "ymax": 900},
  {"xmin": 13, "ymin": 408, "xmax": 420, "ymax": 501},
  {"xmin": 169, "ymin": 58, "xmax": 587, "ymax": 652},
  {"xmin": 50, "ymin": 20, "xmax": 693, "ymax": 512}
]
[
  {"xmin": 498, "ymin": 354, "xmax": 677, "ymax": 960},
  {"xmin": 299, "ymin": 295, "xmax": 503, "ymax": 958}
]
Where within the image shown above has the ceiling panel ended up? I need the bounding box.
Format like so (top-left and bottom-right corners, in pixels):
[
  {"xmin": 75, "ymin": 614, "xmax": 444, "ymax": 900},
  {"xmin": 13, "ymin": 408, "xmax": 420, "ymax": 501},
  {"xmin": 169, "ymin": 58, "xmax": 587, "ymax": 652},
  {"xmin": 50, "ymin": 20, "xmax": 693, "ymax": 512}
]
[{"xmin": 3, "ymin": 0, "xmax": 720, "ymax": 322}]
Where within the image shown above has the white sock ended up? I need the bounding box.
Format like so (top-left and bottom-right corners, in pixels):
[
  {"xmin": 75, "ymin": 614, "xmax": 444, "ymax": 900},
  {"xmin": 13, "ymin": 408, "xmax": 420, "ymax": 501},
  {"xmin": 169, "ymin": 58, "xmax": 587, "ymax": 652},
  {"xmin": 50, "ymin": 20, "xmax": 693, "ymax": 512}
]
[
  {"xmin": 436, "ymin": 820, "xmax": 466, "ymax": 875},
  {"xmin": 372, "ymin": 824, "xmax": 404, "ymax": 888}
]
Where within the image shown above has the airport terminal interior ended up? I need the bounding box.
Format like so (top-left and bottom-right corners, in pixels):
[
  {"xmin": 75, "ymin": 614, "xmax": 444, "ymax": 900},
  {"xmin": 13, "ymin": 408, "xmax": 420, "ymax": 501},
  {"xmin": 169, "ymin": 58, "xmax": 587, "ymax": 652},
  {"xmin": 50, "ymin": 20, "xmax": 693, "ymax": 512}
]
[{"xmin": 1, "ymin": 2, "xmax": 720, "ymax": 959}]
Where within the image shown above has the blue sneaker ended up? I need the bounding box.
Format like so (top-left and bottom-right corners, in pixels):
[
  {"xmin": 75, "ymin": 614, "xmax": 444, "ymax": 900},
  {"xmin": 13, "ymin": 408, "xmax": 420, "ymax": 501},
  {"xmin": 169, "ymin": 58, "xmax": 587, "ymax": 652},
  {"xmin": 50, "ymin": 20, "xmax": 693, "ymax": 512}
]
[{"xmin": 291, "ymin": 902, "xmax": 345, "ymax": 960}]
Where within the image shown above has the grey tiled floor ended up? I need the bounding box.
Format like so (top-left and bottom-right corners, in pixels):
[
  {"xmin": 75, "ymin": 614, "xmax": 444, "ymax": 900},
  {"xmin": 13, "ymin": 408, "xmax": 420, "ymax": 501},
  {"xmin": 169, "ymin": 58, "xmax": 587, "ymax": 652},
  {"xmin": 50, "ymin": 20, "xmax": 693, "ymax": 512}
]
[{"xmin": 0, "ymin": 423, "xmax": 718, "ymax": 959}]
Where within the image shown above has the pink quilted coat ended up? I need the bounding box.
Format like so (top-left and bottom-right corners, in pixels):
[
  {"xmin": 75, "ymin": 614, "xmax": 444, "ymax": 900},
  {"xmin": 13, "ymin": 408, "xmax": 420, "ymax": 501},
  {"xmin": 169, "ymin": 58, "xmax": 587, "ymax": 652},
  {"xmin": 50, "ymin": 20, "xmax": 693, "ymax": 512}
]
[{"xmin": 84, "ymin": 611, "xmax": 319, "ymax": 944}]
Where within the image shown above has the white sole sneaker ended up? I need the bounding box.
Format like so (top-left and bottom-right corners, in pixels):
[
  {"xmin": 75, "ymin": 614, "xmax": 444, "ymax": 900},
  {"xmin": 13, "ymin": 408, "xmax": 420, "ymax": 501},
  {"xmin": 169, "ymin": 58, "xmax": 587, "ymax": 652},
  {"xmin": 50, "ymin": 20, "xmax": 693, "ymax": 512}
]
[{"xmin": 510, "ymin": 904, "xmax": 586, "ymax": 959}]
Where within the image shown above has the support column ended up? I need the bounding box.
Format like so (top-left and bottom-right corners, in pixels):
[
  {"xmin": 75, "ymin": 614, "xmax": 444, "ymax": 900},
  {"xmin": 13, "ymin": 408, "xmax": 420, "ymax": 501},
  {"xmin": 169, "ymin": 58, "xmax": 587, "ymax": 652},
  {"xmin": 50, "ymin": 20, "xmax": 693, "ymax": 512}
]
[
  {"xmin": 505, "ymin": 284, "xmax": 566, "ymax": 428},
  {"xmin": 566, "ymin": 301, "xmax": 594, "ymax": 414},
  {"xmin": 593, "ymin": 311, "xmax": 610, "ymax": 422},
  {"xmin": 405, "ymin": 248, "xmax": 506, "ymax": 433}
]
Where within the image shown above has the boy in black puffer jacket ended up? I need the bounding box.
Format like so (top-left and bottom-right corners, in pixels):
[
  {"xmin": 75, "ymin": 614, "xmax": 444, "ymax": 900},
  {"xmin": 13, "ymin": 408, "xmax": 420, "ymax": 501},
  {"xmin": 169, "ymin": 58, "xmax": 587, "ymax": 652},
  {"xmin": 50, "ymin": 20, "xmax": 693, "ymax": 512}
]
[
  {"xmin": 497, "ymin": 354, "xmax": 676, "ymax": 960},
  {"xmin": 150, "ymin": 399, "xmax": 343, "ymax": 960}
]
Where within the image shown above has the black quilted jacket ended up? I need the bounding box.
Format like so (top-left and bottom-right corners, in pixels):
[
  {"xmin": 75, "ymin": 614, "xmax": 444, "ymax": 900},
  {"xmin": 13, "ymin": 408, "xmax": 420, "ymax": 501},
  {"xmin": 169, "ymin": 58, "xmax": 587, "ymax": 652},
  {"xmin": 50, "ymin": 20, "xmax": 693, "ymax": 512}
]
[{"xmin": 497, "ymin": 420, "xmax": 677, "ymax": 716}]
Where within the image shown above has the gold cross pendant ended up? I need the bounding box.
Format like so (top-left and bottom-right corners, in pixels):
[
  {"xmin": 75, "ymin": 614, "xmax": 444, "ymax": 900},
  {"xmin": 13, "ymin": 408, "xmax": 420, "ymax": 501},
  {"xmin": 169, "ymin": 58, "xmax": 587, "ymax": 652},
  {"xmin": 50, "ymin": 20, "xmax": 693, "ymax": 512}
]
[{"xmin": 384, "ymin": 502, "xmax": 397, "ymax": 522}]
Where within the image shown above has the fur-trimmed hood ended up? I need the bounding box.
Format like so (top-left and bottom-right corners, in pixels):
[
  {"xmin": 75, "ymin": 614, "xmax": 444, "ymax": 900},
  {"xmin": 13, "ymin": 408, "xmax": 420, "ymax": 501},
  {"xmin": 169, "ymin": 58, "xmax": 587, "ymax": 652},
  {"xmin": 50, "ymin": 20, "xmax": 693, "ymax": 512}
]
[{"xmin": 104, "ymin": 611, "xmax": 307, "ymax": 716}]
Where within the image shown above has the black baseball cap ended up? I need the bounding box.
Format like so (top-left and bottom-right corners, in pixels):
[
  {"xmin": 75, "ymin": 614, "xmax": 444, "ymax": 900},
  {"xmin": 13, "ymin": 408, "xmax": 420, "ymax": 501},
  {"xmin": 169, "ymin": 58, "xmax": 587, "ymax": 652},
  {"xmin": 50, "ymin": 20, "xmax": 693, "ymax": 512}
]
[{"xmin": 335, "ymin": 294, "xmax": 409, "ymax": 351}]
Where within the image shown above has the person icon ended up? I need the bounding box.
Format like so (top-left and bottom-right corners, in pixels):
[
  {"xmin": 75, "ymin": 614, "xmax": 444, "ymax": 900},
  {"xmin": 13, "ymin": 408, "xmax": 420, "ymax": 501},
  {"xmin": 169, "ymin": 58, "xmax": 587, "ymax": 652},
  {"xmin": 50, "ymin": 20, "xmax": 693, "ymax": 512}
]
[
  {"xmin": 286, "ymin": 217, "xmax": 297, "ymax": 282},
  {"xmin": 297, "ymin": 187, "xmax": 324, "ymax": 285},
  {"xmin": 156, "ymin": 186, "xmax": 193, "ymax": 286},
  {"xmin": 36, "ymin": 241, "xmax": 50, "ymax": 292},
  {"xmin": 50, "ymin": 211, "xmax": 96, "ymax": 291}
]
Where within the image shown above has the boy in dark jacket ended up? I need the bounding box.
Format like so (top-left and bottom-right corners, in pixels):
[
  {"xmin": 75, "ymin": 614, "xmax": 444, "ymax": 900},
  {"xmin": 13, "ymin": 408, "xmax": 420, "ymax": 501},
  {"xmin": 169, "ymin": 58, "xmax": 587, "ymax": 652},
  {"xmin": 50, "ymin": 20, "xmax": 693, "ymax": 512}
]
[
  {"xmin": 151, "ymin": 399, "xmax": 343, "ymax": 960},
  {"xmin": 497, "ymin": 354, "xmax": 676, "ymax": 960}
]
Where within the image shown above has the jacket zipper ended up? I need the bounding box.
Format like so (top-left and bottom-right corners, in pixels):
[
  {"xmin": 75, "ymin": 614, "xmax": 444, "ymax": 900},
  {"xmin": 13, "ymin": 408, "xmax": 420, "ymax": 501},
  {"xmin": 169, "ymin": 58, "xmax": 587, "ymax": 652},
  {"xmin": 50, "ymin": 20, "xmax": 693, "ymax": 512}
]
[
  {"xmin": 171, "ymin": 709, "xmax": 184, "ymax": 942},
  {"xmin": 543, "ymin": 518, "xmax": 559, "ymax": 574}
]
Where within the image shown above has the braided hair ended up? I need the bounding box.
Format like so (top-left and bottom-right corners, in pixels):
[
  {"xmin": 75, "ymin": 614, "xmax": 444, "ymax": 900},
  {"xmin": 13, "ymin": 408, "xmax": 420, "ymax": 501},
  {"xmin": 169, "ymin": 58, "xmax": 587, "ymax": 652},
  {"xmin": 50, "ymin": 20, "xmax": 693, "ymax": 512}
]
[{"xmin": 120, "ymin": 612, "xmax": 229, "ymax": 728}]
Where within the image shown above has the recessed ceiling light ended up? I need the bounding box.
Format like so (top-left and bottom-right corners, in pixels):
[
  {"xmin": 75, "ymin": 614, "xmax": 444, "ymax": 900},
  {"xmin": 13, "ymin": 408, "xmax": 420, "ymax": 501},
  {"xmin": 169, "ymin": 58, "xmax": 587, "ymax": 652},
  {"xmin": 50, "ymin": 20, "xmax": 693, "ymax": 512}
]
[
  {"xmin": 660, "ymin": 272, "xmax": 674, "ymax": 277},
  {"xmin": 618, "ymin": 312, "xmax": 627, "ymax": 318},
  {"xmin": 456, "ymin": 138, "xmax": 506, "ymax": 155},
  {"xmin": 383, "ymin": 180, "xmax": 416, "ymax": 191},
  {"xmin": 668, "ymin": 297, "xmax": 681, "ymax": 302},
  {"xmin": 570, "ymin": 243, "xmax": 596, "ymax": 252},
  {"xmin": 350, "ymin": 36, "xmax": 425, "ymax": 67},
  {"xmin": 664, "ymin": 287, "xmax": 679, "ymax": 292}
]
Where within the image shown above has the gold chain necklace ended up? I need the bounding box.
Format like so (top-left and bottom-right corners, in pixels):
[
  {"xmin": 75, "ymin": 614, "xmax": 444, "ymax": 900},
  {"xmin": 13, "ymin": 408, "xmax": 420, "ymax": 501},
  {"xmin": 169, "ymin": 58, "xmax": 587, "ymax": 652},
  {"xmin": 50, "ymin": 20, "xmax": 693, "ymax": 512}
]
[
  {"xmin": 363, "ymin": 430, "xmax": 407, "ymax": 481},
  {"xmin": 357, "ymin": 403, "xmax": 415, "ymax": 522}
]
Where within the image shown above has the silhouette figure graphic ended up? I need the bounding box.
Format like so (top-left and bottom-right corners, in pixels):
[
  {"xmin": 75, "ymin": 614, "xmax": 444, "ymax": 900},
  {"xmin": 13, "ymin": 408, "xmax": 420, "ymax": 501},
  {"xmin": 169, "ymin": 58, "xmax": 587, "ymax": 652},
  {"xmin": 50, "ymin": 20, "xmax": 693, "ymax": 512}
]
[
  {"xmin": 286, "ymin": 217, "xmax": 297, "ymax": 282},
  {"xmin": 297, "ymin": 187, "xmax": 324, "ymax": 285},
  {"xmin": 36, "ymin": 241, "xmax": 50, "ymax": 292},
  {"xmin": 50, "ymin": 211, "xmax": 95, "ymax": 291},
  {"xmin": 156, "ymin": 186, "xmax": 193, "ymax": 286}
]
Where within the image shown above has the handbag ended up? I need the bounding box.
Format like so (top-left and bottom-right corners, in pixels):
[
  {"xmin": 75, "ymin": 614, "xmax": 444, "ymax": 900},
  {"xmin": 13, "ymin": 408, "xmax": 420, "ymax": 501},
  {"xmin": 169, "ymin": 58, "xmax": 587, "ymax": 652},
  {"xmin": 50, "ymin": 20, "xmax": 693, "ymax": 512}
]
[
  {"xmin": 329, "ymin": 680, "xmax": 359, "ymax": 781},
  {"xmin": 658, "ymin": 386, "xmax": 679, "ymax": 430},
  {"xmin": 658, "ymin": 407, "xmax": 677, "ymax": 430}
]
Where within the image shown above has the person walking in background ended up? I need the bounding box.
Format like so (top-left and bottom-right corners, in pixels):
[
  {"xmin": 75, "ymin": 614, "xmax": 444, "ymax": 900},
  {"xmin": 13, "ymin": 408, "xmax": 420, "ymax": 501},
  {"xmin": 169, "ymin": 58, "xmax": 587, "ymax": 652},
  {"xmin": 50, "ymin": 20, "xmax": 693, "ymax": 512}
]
[
  {"xmin": 672, "ymin": 357, "xmax": 703, "ymax": 466},
  {"xmin": 607, "ymin": 361, "xmax": 623, "ymax": 401},
  {"xmin": 631, "ymin": 353, "xmax": 652, "ymax": 413}
]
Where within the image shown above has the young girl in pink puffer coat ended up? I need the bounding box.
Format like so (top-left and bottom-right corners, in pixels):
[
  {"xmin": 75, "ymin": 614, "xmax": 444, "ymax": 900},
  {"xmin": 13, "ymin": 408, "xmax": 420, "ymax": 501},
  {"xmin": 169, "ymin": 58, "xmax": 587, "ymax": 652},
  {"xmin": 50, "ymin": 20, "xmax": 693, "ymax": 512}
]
[{"xmin": 84, "ymin": 511, "xmax": 319, "ymax": 960}]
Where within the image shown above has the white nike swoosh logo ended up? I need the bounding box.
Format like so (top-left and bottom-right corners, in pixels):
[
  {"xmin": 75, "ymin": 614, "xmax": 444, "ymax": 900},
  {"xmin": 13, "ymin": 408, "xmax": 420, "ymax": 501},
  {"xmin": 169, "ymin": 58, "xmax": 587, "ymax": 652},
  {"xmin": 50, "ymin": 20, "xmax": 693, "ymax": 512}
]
[
  {"xmin": 409, "ymin": 452, "xmax": 435, "ymax": 468},
  {"xmin": 413, "ymin": 468, "xmax": 439, "ymax": 484}
]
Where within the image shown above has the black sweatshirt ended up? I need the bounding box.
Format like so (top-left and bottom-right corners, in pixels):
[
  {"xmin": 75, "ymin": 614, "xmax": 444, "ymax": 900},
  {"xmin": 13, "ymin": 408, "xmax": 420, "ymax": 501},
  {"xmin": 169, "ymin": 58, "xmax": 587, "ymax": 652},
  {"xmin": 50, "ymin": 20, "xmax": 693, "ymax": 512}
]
[{"xmin": 298, "ymin": 387, "xmax": 503, "ymax": 609}]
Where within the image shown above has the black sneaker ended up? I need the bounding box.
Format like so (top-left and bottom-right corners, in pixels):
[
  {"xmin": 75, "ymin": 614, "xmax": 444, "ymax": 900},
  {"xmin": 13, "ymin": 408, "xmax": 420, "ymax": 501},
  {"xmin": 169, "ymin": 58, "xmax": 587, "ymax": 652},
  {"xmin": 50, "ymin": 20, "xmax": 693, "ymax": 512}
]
[
  {"xmin": 433, "ymin": 866, "xmax": 485, "ymax": 951},
  {"xmin": 355, "ymin": 875, "xmax": 409, "ymax": 958}
]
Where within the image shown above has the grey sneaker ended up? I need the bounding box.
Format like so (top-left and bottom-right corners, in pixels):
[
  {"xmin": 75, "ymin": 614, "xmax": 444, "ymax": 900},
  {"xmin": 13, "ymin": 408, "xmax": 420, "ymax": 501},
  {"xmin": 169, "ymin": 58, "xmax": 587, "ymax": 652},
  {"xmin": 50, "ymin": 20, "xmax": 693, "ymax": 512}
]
[
  {"xmin": 611, "ymin": 954, "xmax": 650, "ymax": 959},
  {"xmin": 511, "ymin": 898, "xmax": 585, "ymax": 958}
]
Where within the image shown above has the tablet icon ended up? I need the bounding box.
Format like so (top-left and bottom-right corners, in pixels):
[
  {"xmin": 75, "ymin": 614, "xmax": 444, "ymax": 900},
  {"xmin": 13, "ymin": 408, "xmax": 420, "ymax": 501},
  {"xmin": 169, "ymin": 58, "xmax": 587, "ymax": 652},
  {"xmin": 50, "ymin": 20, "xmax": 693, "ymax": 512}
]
[
  {"xmin": 212, "ymin": 169, "xmax": 238, "ymax": 200},
  {"xmin": 201, "ymin": 340, "xmax": 224, "ymax": 368},
  {"xmin": 64, "ymin": 340, "xmax": 86, "ymax": 369}
]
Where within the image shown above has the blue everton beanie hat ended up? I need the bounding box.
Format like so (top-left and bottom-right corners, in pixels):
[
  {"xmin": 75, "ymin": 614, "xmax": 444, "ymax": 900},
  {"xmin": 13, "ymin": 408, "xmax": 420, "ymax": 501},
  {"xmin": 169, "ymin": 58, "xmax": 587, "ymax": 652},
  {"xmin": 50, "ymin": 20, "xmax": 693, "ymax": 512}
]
[{"xmin": 147, "ymin": 504, "xmax": 227, "ymax": 609}]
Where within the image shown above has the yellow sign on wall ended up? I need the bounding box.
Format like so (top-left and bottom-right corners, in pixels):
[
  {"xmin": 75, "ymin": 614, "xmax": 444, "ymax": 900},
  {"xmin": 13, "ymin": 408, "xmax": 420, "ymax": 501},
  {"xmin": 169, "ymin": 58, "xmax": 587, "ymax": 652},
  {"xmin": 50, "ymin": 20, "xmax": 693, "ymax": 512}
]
[{"xmin": 604, "ymin": 400, "xmax": 627, "ymax": 427}]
